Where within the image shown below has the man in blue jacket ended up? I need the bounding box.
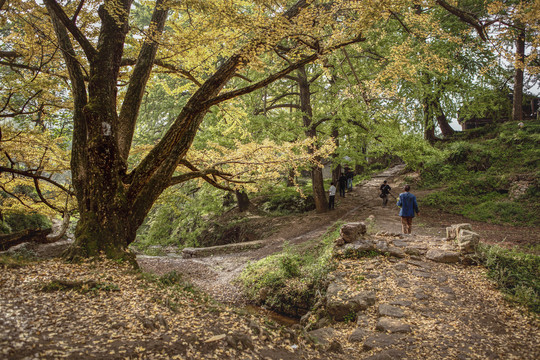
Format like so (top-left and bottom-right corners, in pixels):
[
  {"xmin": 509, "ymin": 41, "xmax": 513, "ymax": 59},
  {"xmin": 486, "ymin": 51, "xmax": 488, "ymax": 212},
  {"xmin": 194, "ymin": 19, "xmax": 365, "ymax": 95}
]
[{"xmin": 397, "ymin": 184, "xmax": 419, "ymax": 234}]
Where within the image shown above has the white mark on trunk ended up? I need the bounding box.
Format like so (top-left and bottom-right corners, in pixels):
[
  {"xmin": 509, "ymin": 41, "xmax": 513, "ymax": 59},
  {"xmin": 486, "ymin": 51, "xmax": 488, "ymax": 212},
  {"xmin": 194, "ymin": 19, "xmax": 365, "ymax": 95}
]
[{"xmin": 102, "ymin": 122, "xmax": 112, "ymax": 136}]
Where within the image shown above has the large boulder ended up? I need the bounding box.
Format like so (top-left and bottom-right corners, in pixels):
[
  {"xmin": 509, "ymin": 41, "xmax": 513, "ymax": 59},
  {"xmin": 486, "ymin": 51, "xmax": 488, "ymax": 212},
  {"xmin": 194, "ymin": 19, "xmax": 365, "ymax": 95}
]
[
  {"xmin": 446, "ymin": 223, "xmax": 472, "ymax": 240},
  {"xmin": 340, "ymin": 222, "xmax": 367, "ymax": 243},
  {"xmin": 457, "ymin": 230, "xmax": 480, "ymax": 254}
]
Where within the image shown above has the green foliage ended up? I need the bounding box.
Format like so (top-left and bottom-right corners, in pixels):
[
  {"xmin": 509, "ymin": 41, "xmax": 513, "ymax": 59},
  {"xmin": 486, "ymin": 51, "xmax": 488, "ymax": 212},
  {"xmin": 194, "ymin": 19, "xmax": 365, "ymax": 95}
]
[
  {"xmin": 133, "ymin": 184, "xmax": 228, "ymax": 253},
  {"xmin": 1, "ymin": 212, "xmax": 51, "ymax": 234},
  {"xmin": 239, "ymin": 223, "xmax": 342, "ymax": 316},
  {"xmin": 478, "ymin": 244, "xmax": 540, "ymax": 313},
  {"xmin": 259, "ymin": 184, "xmax": 315, "ymax": 215},
  {"xmin": 418, "ymin": 122, "xmax": 540, "ymax": 226}
]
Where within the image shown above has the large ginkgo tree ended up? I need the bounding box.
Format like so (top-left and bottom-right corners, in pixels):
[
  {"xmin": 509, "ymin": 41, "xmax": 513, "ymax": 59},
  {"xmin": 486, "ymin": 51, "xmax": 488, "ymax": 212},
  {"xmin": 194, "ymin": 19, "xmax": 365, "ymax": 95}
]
[{"xmin": 1, "ymin": 0, "xmax": 409, "ymax": 260}]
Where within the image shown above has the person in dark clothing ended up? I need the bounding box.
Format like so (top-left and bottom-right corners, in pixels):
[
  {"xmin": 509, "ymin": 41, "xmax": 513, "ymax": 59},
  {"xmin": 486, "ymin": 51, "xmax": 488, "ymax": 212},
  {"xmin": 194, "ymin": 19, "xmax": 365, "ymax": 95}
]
[
  {"xmin": 338, "ymin": 173, "xmax": 347, "ymax": 197},
  {"xmin": 379, "ymin": 180, "xmax": 391, "ymax": 207},
  {"xmin": 345, "ymin": 168, "xmax": 354, "ymax": 191},
  {"xmin": 396, "ymin": 184, "xmax": 419, "ymax": 234}
]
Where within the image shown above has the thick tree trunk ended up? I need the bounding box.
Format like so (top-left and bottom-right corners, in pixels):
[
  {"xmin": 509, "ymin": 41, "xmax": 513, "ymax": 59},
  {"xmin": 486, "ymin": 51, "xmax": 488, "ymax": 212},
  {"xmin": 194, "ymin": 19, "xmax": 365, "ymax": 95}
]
[
  {"xmin": 512, "ymin": 28, "xmax": 525, "ymax": 122},
  {"xmin": 298, "ymin": 65, "xmax": 327, "ymax": 212},
  {"xmin": 44, "ymin": 0, "xmax": 319, "ymax": 261}
]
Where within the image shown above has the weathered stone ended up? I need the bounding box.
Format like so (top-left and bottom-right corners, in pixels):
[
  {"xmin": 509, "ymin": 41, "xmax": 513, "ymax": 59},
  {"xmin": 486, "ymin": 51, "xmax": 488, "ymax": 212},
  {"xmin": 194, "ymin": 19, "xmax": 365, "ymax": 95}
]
[
  {"xmin": 457, "ymin": 230, "xmax": 480, "ymax": 254},
  {"xmin": 356, "ymin": 314, "xmax": 370, "ymax": 327},
  {"xmin": 412, "ymin": 270, "xmax": 431, "ymax": 278},
  {"xmin": 426, "ymin": 249, "xmax": 460, "ymax": 263},
  {"xmin": 376, "ymin": 240, "xmax": 389, "ymax": 253},
  {"xmin": 376, "ymin": 318, "xmax": 411, "ymax": 333},
  {"xmin": 446, "ymin": 223, "xmax": 472, "ymax": 240},
  {"xmin": 363, "ymin": 333, "xmax": 402, "ymax": 351},
  {"xmin": 406, "ymin": 259, "xmax": 432, "ymax": 269},
  {"xmin": 343, "ymin": 240, "xmax": 375, "ymax": 253},
  {"xmin": 348, "ymin": 328, "xmax": 368, "ymax": 343},
  {"xmin": 334, "ymin": 237, "xmax": 345, "ymax": 246},
  {"xmin": 327, "ymin": 340, "xmax": 343, "ymax": 353},
  {"xmin": 307, "ymin": 327, "xmax": 335, "ymax": 345},
  {"xmin": 395, "ymin": 278, "xmax": 411, "ymax": 288},
  {"xmin": 378, "ymin": 304, "xmax": 405, "ymax": 318},
  {"xmin": 326, "ymin": 283, "xmax": 376, "ymax": 321},
  {"xmin": 225, "ymin": 333, "xmax": 253, "ymax": 350},
  {"xmin": 392, "ymin": 240, "xmax": 408, "ymax": 247},
  {"xmin": 414, "ymin": 290, "xmax": 429, "ymax": 300},
  {"xmin": 387, "ymin": 246, "xmax": 405, "ymax": 258},
  {"xmin": 340, "ymin": 222, "xmax": 367, "ymax": 243},
  {"xmin": 393, "ymin": 263, "xmax": 407, "ymax": 271},
  {"xmin": 390, "ymin": 300, "xmax": 412, "ymax": 307},
  {"xmin": 314, "ymin": 316, "xmax": 332, "ymax": 329}
]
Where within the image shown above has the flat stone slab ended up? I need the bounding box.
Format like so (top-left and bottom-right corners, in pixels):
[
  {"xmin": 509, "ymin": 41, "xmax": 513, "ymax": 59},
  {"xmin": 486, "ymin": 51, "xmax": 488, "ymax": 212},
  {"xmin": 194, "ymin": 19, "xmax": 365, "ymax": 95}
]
[
  {"xmin": 182, "ymin": 240, "xmax": 265, "ymax": 258},
  {"xmin": 412, "ymin": 270, "xmax": 432, "ymax": 278},
  {"xmin": 363, "ymin": 333, "xmax": 403, "ymax": 351},
  {"xmin": 348, "ymin": 328, "xmax": 368, "ymax": 343},
  {"xmin": 378, "ymin": 304, "xmax": 405, "ymax": 318},
  {"xmin": 425, "ymin": 249, "xmax": 460, "ymax": 263},
  {"xmin": 307, "ymin": 327, "xmax": 335, "ymax": 345},
  {"xmin": 376, "ymin": 318, "xmax": 412, "ymax": 333},
  {"xmin": 405, "ymin": 259, "xmax": 432, "ymax": 269}
]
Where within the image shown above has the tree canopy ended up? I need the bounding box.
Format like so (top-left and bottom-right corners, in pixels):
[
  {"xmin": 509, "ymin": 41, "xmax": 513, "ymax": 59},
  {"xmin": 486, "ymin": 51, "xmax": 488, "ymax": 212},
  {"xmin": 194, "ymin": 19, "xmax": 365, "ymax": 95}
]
[{"xmin": 0, "ymin": 0, "xmax": 538, "ymax": 259}]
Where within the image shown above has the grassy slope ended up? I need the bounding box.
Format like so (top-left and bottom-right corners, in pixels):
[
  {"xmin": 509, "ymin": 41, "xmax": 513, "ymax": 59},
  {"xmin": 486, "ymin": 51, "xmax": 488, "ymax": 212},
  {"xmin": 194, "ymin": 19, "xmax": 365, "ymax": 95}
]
[{"xmin": 419, "ymin": 121, "xmax": 540, "ymax": 227}]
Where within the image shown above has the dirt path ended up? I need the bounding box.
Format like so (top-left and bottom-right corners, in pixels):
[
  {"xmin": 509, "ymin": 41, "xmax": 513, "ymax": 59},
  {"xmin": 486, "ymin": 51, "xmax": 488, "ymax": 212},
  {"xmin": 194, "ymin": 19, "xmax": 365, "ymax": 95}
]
[
  {"xmin": 137, "ymin": 164, "xmax": 410, "ymax": 302},
  {"xmin": 138, "ymin": 163, "xmax": 540, "ymax": 304}
]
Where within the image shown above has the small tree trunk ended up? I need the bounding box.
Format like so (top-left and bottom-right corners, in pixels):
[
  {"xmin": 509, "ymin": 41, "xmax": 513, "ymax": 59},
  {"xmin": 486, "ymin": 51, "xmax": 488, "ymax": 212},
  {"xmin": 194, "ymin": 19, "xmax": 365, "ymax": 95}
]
[
  {"xmin": 312, "ymin": 166, "xmax": 327, "ymax": 213},
  {"xmin": 434, "ymin": 98, "xmax": 454, "ymax": 137},
  {"xmin": 298, "ymin": 65, "xmax": 327, "ymax": 212},
  {"xmin": 235, "ymin": 190, "xmax": 251, "ymax": 212},
  {"xmin": 331, "ymin": 128, "xmax": 341, "ymax": 185},
  {"xmin": 512, "ymin": 28, "xmax": 525, "ymax": 122},
  {"xmin": 286, "ymin": 168, "xmax": 295, "ymax": 187}
]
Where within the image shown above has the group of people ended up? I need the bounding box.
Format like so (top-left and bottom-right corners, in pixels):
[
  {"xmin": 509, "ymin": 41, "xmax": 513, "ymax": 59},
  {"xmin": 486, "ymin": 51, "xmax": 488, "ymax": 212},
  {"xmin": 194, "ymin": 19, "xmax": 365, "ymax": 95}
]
[
  {"xmin": 328, "ymin": 174, "xmax": 419, "ymax": 235},
  {"xmin": 328, "ymin": 168, "xmax": 354, "ymax": 210}
]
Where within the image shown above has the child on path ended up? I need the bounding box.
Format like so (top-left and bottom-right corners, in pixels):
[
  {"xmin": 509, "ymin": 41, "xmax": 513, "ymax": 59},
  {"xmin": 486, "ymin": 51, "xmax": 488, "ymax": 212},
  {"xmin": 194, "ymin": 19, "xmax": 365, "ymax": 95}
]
[{"xmin": 396, "ymin": 184, "xmax": 419, "ymax": 234}]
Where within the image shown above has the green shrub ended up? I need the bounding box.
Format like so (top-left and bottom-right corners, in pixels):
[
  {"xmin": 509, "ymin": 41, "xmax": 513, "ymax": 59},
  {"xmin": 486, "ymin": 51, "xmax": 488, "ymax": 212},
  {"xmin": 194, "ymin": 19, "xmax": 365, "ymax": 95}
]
[
  {"xmin": 260, "ymin": 189, "xmax": 315, "ymax": 214},
  {"xmin": 2, "ymin": 212, "xmax": 51, "ymax": 233},
  {"xmin": 478, "ymin": 244, "xmax": 540, "ymax": 313},
  {"xmin": 239, "ymin": 223, "xmax": 341, "ymax": 316}
]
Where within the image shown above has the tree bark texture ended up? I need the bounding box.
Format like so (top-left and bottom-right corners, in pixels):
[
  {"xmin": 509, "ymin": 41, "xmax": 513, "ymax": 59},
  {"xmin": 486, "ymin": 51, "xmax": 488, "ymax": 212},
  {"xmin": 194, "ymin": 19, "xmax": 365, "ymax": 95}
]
[
  {"xmin": 298, "ymin": 65, "xmax": 328, "ymax": 213},
  {"xmin": 43, "ymin": 0, "xmax": 316, "ymax": 260},
  {"xmin": 235, "ymin": 190, "xmax": 251, "ymax": 212},
  {"xmin": 512, "ymin": 28, "xmax": 525, "ymax": 122}
]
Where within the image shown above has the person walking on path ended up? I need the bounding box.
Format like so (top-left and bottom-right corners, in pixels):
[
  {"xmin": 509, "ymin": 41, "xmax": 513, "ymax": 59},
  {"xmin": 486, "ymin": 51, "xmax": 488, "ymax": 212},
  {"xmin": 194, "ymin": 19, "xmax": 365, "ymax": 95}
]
[
  {"xmin": 379, "ymin": 180, "xmax": 392, "ymax": 207},
  {"xmin": 345, "ymin": 168, "xmax": 354, "ymax": 192},
  {"xmin": 338, "ymin": 173, "xmax": 347, "ymax": 197},
  {"xmin": 397, "ymin": 184, "xmax": 419, "ymax": 234},
  {"xmin": 328, "ymin": 182, "xmax": 336, "ymax": 210}
]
